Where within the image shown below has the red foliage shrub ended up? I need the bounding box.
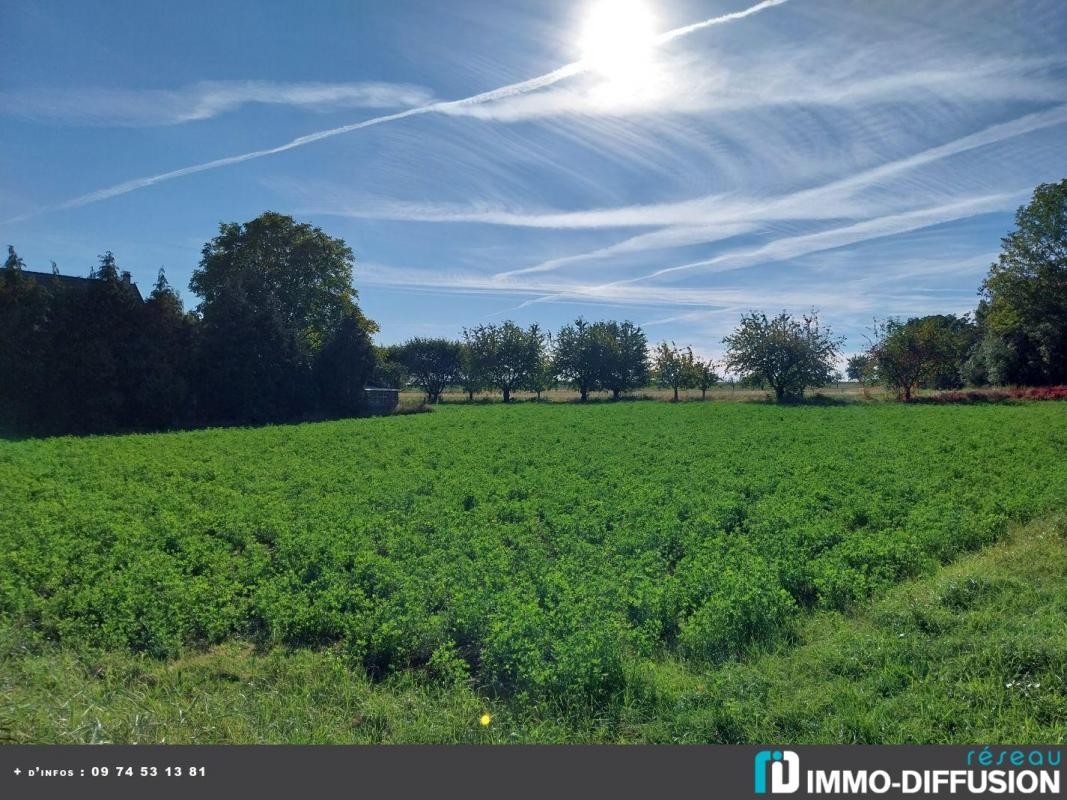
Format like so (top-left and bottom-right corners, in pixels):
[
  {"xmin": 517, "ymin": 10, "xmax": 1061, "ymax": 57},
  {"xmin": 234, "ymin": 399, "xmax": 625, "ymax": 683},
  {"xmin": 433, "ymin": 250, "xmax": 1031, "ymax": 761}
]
[
  {"xmin": 1009, "ymin": 386, "xmax": 1067, "ymax": 401},
  {"xmin": 919, "ymin": 385, "xmax": 1067, "ymax": 404}
]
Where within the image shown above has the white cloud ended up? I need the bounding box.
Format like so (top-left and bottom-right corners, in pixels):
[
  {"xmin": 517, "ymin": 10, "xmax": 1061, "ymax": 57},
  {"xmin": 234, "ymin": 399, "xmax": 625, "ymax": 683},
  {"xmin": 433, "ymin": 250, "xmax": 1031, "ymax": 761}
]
[
  {"xmin": 0, "ymin": 80, "xmax": 436, "ymax": 126},
  {"xmin": 4, "ymin": 0, "xmax": 792, "ymax": 222},
  {"xmin": 291, "ymin": 103, "xmax": 1066, "ymax": 261},
  {"xmin": 501, "ymin": 192, "xmax": 1023, "ymax": 313},
  {"xmin": 441, "ymin": 55, "xmax": 1066, "ymax": 123}
]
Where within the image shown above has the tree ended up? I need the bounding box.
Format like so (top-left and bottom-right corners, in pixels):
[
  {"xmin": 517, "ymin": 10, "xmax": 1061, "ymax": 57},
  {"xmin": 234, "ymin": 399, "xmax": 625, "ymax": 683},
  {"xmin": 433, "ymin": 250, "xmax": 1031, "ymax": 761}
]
[
  {"xmin": 867, "ymin": 315, "xmax": 977, "ymax": 401},
  {"xmin": 456, "ymin": 343, "xmax": 483, "ymax": 401},
  {"xmin": 190, "ymin": 213, "xmax": 377, "ymax": 423},
  {"xmin": 395, "ymin": 338, "xmax": 462, "ymax": 404},
  {"xmin": 3, "ymin": 245, "xmax": 26, "ymax": 278},
  {"xmin": 191, "ymin": 211, "xmax": 377, "ymax": 351},
  {"xmin": 0, "ymin": 246, "xmax": 51, "ymax": 432},
  {"xmin": 867, "ymin": 319, "xmax": 923, "ymax": 402},
  {"xmin": 962, "ymin": 311, "xmax": 1045, "ymax": 386},
  {"xmin": 923, "ymin": 315, "xmax": 979, "ymax": 389},
  {"xmin": 977, "ymin": 179, "xmax": 1067, "ymax": 385},
  {"xmin": 846, "ymin": 354, "xmax": 875, "ymax": 383},
  {"xmin": 598, "ymin": 321, "xmax": 649, "ymax": 400},
  {"xmin": 129, "ymin": 268, "xmax": 195, "ymax": 429},
  {"xmin": 196, "ymin": 278, "xmax": 312, "ymax": 424},
  {"xmin": 526, "ymin": 337, "xmax": 556, "ymax": 400},
  {"xmin": 55, "ymin": 252, "xmax": 146, "ymax": 432},
  {"xmin": 653, "ymin": 341, "xmax": 695, "ymax": 402},
  {"xmin": 371, "ymin": 345, "xmax": 409, "ymax": 390},
  {"xmin": 553, "ymin": 318, "xmax": 604, "ymax": 401},
  {"xmin": 463, "ymin": 321, "xmax": 545, "ymax": 403},
  {"xmin": 314, "ymin": 312, "xmax": 376, "ymax": 418},
  {"xmin": 723, "ymin": 311, "xmax": 842, "ymax": 403},
  {"xmin": 846, "ymin": 353, "xmax": 877, "ymax": 398},
  {"xmin": 693, "ymin": 356, "xmax": 720, "ymax": 399}
]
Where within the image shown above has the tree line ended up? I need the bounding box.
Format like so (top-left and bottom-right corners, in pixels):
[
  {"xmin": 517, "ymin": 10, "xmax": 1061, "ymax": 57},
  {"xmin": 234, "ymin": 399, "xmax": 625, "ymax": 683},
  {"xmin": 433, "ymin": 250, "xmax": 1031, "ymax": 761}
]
[
  {"xmin": 383, "ymin": 180, "xmax": 1065, "ymax": 405},
  {"xmin": 849, "ymin": 179, "xmax": 1066, "ymax": 400},
  {"xmin": 0, "ymin": 213, "xmax": 377, "ymax": 435},
  {"xmin": 377, "ymin": 319, "xmax": 724, "ymax": 405},
  {"xmin": 1, "ymin": 179, "xmax": 1064, "ymax": 434}
]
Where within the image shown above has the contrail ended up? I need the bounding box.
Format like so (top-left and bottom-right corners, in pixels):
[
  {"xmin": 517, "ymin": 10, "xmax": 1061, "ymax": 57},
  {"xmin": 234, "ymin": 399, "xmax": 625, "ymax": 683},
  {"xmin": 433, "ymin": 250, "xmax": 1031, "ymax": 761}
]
[{"xmin": 4, "ymin": 0, "xmax": 790, "ymax": 224}]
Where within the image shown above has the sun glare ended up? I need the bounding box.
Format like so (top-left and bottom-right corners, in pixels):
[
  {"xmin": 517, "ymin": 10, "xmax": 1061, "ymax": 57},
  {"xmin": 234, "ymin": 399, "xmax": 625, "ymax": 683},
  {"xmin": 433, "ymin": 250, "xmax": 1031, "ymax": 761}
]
[{"xmin": 578, "ymin": 0, "xmax": 659, "ymax": 83}]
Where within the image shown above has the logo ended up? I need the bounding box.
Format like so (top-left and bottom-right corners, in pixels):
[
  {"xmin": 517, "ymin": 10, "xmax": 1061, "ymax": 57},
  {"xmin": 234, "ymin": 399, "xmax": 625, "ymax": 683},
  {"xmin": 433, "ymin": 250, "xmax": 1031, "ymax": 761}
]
[{"xmin": 754, "ymin": 750, "xmax": 801, "ymax": 794}]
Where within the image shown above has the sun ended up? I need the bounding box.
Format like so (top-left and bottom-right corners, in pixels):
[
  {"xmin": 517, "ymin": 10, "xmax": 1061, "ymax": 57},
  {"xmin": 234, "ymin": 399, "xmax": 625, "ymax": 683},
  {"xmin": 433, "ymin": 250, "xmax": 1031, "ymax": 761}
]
[{"xmin": 578, "ymin": 0, "xmax": 659, "ymax": 83}]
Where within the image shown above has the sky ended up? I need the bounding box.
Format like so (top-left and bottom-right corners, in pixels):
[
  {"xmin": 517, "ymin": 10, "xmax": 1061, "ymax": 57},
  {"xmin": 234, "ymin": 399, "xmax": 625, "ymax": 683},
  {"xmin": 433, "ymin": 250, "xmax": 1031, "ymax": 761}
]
[{"xmin": 2, "ymin": 0, "xmax": 1066, "ymax": 360}]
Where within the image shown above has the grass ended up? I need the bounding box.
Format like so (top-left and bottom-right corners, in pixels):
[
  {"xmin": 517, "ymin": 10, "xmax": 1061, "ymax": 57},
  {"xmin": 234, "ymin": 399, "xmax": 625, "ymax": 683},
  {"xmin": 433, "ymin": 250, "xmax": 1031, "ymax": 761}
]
[
  {"xmin": 1, "ymin": 401, "xmax": 1065, "ymax": 742},
  {"xmin": 2, "ymin": 514, "xmax": 1062, "ymax": 743}
]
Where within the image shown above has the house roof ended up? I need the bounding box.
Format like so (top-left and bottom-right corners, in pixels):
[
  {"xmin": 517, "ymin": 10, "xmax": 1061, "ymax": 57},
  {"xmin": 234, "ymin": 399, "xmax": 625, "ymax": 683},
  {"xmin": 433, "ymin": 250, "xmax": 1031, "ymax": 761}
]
[{"xmin": 18, "ymin": 269, "xmax": 144, "ymax": 303}]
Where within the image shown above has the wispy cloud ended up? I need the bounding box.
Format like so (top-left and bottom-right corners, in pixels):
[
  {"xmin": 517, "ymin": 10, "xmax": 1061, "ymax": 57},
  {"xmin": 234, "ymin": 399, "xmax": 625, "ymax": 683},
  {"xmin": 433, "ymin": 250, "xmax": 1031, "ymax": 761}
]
[
  {"xmin": 356, "ymin": 244, "xmax": 990, "ymax": 321},
  {"xmin": 0, "ymin": 81, "xmax": 436, "ymax": 126},
  {"xmin": 443, "ymin": 54, "xmax": 1066, "ymax": 123},
  {"xmin": 502, "ymin": 105, "xmax": 1067, "ymax": 276},
  {"xmin": 355, "ymin": 261, "xmax": 867, "ymax": 312},
  {"xmin": 294, "ymin": 103, "xmax": 1067, "ymax": 240},
  {"xmin": 4, "ymin": 0, "xmax": 791, "ymax": 223},
  {"xmin": 628, "ymin": 192, "xmax": 1025, "ymax": 282},
  {"xmin": 503, "ymin": 191, "xmax": 1026, "ymax": 313}
]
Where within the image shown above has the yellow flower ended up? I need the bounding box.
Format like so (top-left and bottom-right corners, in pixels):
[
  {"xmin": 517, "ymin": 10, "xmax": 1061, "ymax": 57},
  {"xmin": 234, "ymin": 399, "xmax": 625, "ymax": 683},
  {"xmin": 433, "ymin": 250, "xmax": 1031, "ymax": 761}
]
[{"xmin": 479, "ymin": 713, "xmax": 492, "ymax": 727}]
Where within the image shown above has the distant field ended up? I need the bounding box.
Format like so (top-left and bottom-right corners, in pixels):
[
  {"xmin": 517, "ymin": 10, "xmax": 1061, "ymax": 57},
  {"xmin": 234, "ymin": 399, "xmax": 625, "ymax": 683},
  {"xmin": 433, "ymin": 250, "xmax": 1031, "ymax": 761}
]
[
  {"xmin": 2, "ymin": 402, "xmax": 1066, "ymax": 742},
  {"xmin": 396, "ymin": 382, "xmax": 877, "ymax": 407}
]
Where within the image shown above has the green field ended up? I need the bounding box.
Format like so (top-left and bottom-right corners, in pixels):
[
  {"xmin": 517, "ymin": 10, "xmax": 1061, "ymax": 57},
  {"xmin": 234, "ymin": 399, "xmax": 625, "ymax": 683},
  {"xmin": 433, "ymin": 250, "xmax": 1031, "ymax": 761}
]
[{"xmin": 2, "ymin": 402, "xmax": 1066, "ymax": 742}]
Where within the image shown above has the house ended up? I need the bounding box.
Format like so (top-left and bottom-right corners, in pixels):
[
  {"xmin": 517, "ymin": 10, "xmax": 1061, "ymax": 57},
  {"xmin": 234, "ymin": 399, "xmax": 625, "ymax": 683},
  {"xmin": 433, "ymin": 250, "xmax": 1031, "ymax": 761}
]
[{"xmin": 18, "ymin": 269, "xmax": 144, "ymax": 302}]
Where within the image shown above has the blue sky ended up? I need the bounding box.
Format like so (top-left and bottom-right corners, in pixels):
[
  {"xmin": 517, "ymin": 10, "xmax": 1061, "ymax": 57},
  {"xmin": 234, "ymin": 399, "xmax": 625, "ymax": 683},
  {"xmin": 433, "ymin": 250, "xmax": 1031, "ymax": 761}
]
[{"xmin": 2, "ymin": 0, "xmax": 1066, "ymax": 360}]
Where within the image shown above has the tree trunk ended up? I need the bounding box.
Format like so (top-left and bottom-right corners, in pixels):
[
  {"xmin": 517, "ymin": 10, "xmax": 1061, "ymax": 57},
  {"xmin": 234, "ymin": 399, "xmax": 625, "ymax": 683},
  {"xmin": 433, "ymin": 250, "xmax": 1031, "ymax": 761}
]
[
  {"xmin": 612, "ymin": 388, "xmax": 620, "ymax": 401},
  {"xmin": 467, "ymin": 390, "xmax": 474, "ymax": 402},
  {"xmin": 673, "ymin": 386, "xmax": 679, "ymax": 402},
  {"xmin": 580, "ymin": 387, "xmax": 588, "ymax": 402},
  {"xmin": 503, "ymin": 387, "xmax": 511, "ymax": 403},
  {"xmin": 701, "ymin": 387, "xmax": 707, "ymax": 399}
]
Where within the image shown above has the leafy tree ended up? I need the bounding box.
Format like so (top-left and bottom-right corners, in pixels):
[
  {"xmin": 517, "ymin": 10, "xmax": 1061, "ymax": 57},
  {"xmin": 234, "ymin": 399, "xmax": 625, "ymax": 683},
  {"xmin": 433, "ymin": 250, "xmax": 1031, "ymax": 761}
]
[
  {"xmin": 598, "ymin": 320, "xmax": 649, "ymax": 400},
  {"xmin": 867, "ymin": 315, "xmax": 977, "ymax": 401},
  {"xmin": 3, "ymin": 245, "xmax": 26, "ymax": 278},
  {"xmin": 977, "ymin": 179, "xmax": 1067, "ymax": 385},
  {"xmin": 924, "ymin": 315, "xmax": 979, "ymax": 389},
  {"xmin": 526, "ymin": 338, "xmax": 556, "ymax": 400},
  {"xmin": 463, "ymin": 321, "xmax": 545, "ymax": 403},
  {"xmin": 314, "ymin": 312, "xmax": 376, "ymax": 418},
  {"xmin": 693, "ymin": 356, "xmax": 720, "ymax": 399},
  {"xmin": 191, "ymin": 213, "xmax": 377, "ymax": 423},
  {"xmin": 553, "ymin": 318, "xmax": 604, "ymax": 401},
  {"xmin": 866, "ymin": 319, "xmax": 926, "ymax": 402},
  {"xmin": 191, "ymin": 211, "xmax": 376, "ymax": 351},
  {"xmin": 456, "ymin": 343, "xmax": 483, "ymax": 401},
  {"xmin": 846, "ymin": 353, "xmax": 877, "ymax": 398},
  {"xmin": 53, "ymin": 252, "xmax": 146, "ymax": 432},
  {"xmin": 962, "ymin": 315, "xmax": 1045, "ymax": 387},
  {"xmin": 723, "ymin": 311, "xmax": 842, "ymax": 403},
  {"xmin": 653, "ymin": 341, "xmax": 695, "ymax": 402},
  {"xmin": 129, "ymin": 268, "xmax": 195, "ymax": 429},
  {"xmin": 395, "ymin": 338, "xmax": 462, "ymax": 403},
  {"xmin": 846, "ymin": 353, "xmax": 875, "ymax": 383},
  {"xmin": 0, "ymin": 246, "xmax": 51, "ymax": 431},
  {"xmin": 90, "ymin": 250, "xmax": 119, "ymax": 281},
  {"xmin": 370, "ymin": 345, "xmax": 409, "ymax": 390},
  {"xmin": 196, "ymin": 278, "xmax": 312, "ymax": 424}
]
